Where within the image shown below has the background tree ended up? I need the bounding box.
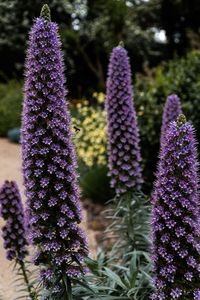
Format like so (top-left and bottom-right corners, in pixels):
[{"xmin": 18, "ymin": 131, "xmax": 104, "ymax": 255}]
[
  {"xmin": 61, "ymin": 0, "xmax": 160, "ymax": 96},
  {"xmin": 1, "ymin": 0, "xmax": 200, "ymax": 97},
  {"xmin": 0, "ymin": 0, "xmax": 161, "ymax": 97},
  {"xmin": 0, "ymin": 0, "xmax": 70, "ymax": 79},
  {"xmin": 136, "ymin": 0, "xmax": 200, "ymax": 58}
]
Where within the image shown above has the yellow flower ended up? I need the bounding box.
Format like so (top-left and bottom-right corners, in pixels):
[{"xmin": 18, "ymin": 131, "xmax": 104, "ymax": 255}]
[{"xmin": 71, "ymin": 96, "xmax": 107, "ymax": 167}]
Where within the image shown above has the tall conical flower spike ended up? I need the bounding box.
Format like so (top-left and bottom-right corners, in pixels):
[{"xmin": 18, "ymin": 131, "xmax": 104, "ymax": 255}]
[
  {"xmin": 151, "ymin": 114, "xmax": 200, "ymax": 299},
  {"xmin": 105, "ymin": 44, "xmax": 143, "ymax": 195},
  {"xmin": 160, "ymin": 94, "xmax": 182, "ymax": 147},
  {"xmin": 0, "ymin": 180, "xmax": 28, "ymax": 261},
  {"xmin": 22, "ymin": 5, "xmax": 88, "ymax": 295}
]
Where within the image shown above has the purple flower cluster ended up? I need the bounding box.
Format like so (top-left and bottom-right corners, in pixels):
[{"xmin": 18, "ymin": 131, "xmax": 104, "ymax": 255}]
[
  {"xmin": 151, "ymin": 114, "xmax": 200, "ymax": 299},
  {"xmin": 105, "ymin": 43, "xmax": 143, "ymax": 195},
  {"xmin": 160, "ymin": 94, "xmax": 182, "ymax": 147},
  {"xmin": 0, "ymin": 180, "xmax": 28, "ymax": 261},
  {"xmin": 22, "ymin": 6, "xmax": 88, "ymax": 289}
]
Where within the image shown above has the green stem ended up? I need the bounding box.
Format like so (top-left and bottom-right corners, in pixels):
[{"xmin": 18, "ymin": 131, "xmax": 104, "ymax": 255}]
[
  {"xmin": 62, "ymin": 274, "xmax": 72, "ymax": 300},
  {"xmin": 19, "ymin": 260, "xmax": 35, "ymax": 299}
]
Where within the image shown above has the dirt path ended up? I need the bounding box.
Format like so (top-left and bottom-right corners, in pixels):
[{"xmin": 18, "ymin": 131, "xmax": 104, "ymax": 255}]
[{"xmin": 0, "ymin": 138, "xmax": 96, "ymax": 300}]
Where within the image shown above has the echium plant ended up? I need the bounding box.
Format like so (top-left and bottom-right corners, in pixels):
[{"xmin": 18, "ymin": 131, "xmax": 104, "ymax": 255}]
[
  {"xmin": 105, "ymin": 42, "xmax": 143, "ymax": 195},
  {"xmin": 0, "ymin": 180, "xmax": 36, "ymax": 298},
  {"xmin": 160, "ymin": 94, "xmax": 182, "ymax": 147},
  {"xmin": 103, "ymin": 44, "xmax": 151, "ymax": 299},
  {"xmin": 0, "ymin": 180, "xmax": 28, "ymax": 261},
  {"xmin": 151, "ymin": 114, "xmax": 200, "ymax": 300},
  {"xmin": 22, "ymin": 4, "xmax": 88, "ymax": 298}
]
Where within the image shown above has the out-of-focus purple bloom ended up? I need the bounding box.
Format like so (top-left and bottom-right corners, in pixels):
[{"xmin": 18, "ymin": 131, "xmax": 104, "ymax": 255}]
[
  {"xmin": 194, "ymin": 289, "xmax": 200, "ymax": 300},
  {"xmin": 151, "ymin": 114, "xmax": 200, "ymax": 299},
  {"xmin": 22, "ymin": 5, "xmax": 88, "ymax": 291},
  {"xmin": 0, "ymin": 180, "xmax": 28, "ymax": 261},
  {"xmin": 160, "ymin": 94, "xmax": 181, "ymax": 147},
  {"xmin": 105, "ymin": 43, "xmax": 143, "ymax": 195}
]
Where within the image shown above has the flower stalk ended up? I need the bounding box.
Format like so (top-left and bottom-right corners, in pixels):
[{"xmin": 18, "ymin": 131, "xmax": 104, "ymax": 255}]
[
  {"xmin": 22, "ymin": 4, "xmax": 88, "ymax": 297},
  {"xmin": 151, "ymin": 114, "xmax": 200, "ymax": 299},
  {"xmin": 105, "ymin": 43, "xmax": 143, "ymax": 195},
  {"xmin": 0, "ymin": 180, "xmax": 36, "ymax": 298}
]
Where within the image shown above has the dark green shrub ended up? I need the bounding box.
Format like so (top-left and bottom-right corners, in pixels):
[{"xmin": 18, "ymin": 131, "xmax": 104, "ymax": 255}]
[
  {"xmin": 134, "ymin": 50, "xmax": 200, "ymax": 192},
  {"xmin": 0, "ymin": 80, "xmax": 22, "ymax": 136},
  {"xmin": 79, "ymin": 162, "xmax": 114, "ymax": 203}
]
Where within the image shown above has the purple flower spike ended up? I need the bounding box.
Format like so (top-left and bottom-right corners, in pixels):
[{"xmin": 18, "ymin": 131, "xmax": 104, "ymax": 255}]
[
  {"xmin": 0, "ymin": 180, "xmax": 28, "ymax": 261},
  {"xmin": 151, "ymin": 114, "xmax": 200, "ymax": 299},
  {"xmin": 105, "ymin": 43, "xmax": 143, "ymax": 195},
  {"xmin": 22, "ymin": 4, "xmax": 88, "ymax": 289},
  {"xmin": 160, "ymin": 94, "xmax": 182, "ymax": 147}
]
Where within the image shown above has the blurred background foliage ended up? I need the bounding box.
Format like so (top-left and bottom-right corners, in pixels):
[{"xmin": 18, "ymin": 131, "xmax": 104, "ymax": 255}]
[
  {"xmin": 1, "ymin": 0, "xmax": 200, "ymax": 201},
  {"xmin": 1, "ymin": 0, "xmax": 200, "ymax": 96},
  {"xmin": 0, "ymin": 80, "xmax": 22, "ymax": 136}
]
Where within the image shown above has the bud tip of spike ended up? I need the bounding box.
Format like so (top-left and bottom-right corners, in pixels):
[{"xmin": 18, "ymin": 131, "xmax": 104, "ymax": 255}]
[
  {"xmin": 40, "ymin": 4, "xmax": 51, "ymax": 21},
  {"xmin": 177, "ymin": 114, "xmax": 186, "ymax": 127},
  {"xmin": 119, "ymin": 41, "xmax": 124, "ymax": 47}
]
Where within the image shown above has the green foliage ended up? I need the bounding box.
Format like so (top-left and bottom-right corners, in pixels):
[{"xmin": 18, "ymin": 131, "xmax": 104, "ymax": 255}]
[
  {"xmin": 0, "ymin": 0, "xmax": 70, "ymax": 79},
  {"xmin": 72, "ymin": 192, "xmax": 152, "ymax": 299},
  {"xmin": 62, "ymin": 0, "xmax": 159, "ymax": 94},
  {"xmin": 134, "ymin": 50, "xmax": 200, "ymax": 191},
  {"xmin": 72, "ymin": 250, "xmax": 152, "ymax": 299},
  {"xmin": 2, "ymin": 1, "xmax": 200, "ymax": 95},
  {"xmin": 12, "ymin": 260, "xmax": 39, "ymax": 300},
  {"xmin": 104, "ymin": 192, "xmax": 150, "ymax": 256},
  {"xmin": 0, "ymin": 0, "xmax": 161, "ymax": 96},
  {"xmin": 79, "ymin": 163, "xmax": 114, "ymax": 204},
  {"xmin": 0, "ymin": 80, "xmax": 22, "ymax": 136}
]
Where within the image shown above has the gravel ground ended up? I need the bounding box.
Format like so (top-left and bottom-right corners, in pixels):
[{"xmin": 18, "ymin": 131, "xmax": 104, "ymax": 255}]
[{"xmin": 0, "ymin": 138, "xmax": 96, "ymax": 300}]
